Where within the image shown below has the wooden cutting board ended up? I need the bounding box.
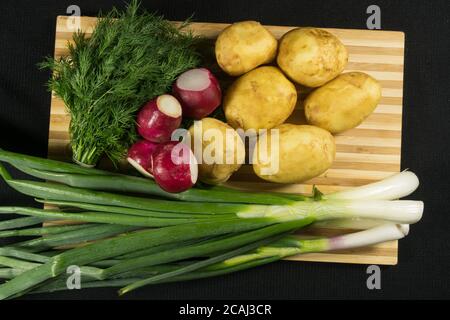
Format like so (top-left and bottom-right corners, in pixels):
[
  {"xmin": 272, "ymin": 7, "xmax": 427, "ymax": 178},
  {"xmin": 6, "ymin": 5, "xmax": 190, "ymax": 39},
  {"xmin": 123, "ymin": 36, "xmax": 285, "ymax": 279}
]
[{"xmin": 48, "ymin": 16, "xmax": 405, "ymax": 265}]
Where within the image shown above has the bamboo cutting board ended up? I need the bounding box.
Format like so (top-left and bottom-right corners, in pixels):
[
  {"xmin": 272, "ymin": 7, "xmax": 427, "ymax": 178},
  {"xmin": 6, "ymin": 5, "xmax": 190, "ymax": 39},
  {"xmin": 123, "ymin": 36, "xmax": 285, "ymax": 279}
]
[{"xmin": 48, "ymin": 16, "xmax": 405, "ymax": 265}]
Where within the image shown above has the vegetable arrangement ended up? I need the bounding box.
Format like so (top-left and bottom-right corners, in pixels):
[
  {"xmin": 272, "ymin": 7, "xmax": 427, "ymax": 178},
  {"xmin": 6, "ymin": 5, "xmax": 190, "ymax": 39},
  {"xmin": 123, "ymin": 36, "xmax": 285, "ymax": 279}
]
[
  {"xmin": 0, "ymin": 149, "xmax": 423, "ymax": 299},
  {"xmin": 0, "ymin": 0, "xmax": 423, "ymax": 299},
  {"xmin": 40, "ymin": 1, "xmax": 385, "ymax": 190}
]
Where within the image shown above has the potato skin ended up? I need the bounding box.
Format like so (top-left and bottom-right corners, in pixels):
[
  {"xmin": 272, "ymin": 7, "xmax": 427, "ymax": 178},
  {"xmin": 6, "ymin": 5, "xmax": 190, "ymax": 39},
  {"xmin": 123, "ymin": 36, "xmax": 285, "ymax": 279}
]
[
  {"xmin": 224, "ymin": 66, "xmax": 297, "ymax": 132},
  {"xmin": 188, "ymin": 118, "xmax": 245, "ymax": 185},
  {"xmin": 253, "ymin": 124, "xmax": 335, "ymax": 183},
  {"xmin": 215, "ymin": 21, "xmax": 278, "ymax": 76},
  {"xmin": 304, "ymin": 72, "xmax": 382, "ymax": 134},
  {"xmin": 277, "ymin": 27, "xmax": 348, "ymax": 87}
]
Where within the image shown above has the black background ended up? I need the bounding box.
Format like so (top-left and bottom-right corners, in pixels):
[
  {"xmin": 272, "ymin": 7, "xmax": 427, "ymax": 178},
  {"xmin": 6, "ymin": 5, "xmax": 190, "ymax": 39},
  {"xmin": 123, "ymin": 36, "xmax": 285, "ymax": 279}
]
[{"xmin": 0, "ymin": 0, "xmax": 449, "ymax": 300}]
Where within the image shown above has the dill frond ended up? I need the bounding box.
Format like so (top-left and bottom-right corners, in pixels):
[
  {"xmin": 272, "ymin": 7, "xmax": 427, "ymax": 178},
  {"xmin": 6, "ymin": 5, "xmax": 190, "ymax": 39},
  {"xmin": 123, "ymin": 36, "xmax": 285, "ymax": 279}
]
[{"xmin": 40, "ymin": 0, "xmax": 200, "ymax": 166}]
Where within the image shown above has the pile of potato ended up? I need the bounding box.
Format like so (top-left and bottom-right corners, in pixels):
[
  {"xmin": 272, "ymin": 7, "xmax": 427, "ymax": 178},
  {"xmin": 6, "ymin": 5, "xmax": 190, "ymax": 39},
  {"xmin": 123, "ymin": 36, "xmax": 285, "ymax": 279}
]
[{"xmin": 191, "ymin": 21, "xmax": 382, "ymax": 185}]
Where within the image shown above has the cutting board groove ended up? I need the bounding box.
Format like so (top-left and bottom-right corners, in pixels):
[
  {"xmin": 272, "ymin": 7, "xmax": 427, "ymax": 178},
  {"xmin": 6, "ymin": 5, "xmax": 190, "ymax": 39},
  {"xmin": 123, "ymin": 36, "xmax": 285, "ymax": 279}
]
[{"xmin": 48, "ymin": 16, "xmax": 405, "ymax": 265}]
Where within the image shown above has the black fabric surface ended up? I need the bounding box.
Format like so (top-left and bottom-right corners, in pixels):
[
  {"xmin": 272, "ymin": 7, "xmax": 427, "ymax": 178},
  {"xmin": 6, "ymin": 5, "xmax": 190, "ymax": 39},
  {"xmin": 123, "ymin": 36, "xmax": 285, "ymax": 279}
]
[{"xmin": 0, "ymin": 0, "xmax": 449, "ymax": 300}]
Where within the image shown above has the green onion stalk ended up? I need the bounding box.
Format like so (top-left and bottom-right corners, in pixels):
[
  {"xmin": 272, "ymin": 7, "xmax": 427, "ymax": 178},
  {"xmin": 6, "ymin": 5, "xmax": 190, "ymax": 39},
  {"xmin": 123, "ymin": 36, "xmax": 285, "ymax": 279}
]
[
  {"xmin": 0, "ymin": 148, "xmax": 110, "ymax": 175},
  {"xmin": 12, "ymin": 224, "xmax": 139, "ymax": 251},
  {"xmin": 34, "ymin": 199, "xmax": 229, "ymax": 219},
  {"xmin": 0, "ymin": 200, "xmax": 422, "ymax": 299},
  {"xmin": 0, "ymin": 216, "xmax": 48, "ymax": 231},
  {"xmin": 0, "ymin": 224, "xmax": 408, "ymax": 294},
  {"xmin": 0, "ymin": 218, "xmax": 313, "ymax": 299},
  {"xmin": 208, "ymin": 223, "xmax": 410, "ymax": 270},
  {"xmin": 0, "ymin": 249, "xmax": 104, "ymax": 281},
  {"xmin": 0, "ymin": 163, "xmax": 423, "ymax": 224},
  {"xmin": 118, "ymin": 223, "xmax": 410, "ymax": 294},
  {"xmin": 0, "ymin": 207, "xmax": 232, "ymax": 228},
  {"xmin": 0, "ymin": 149, "xmax": 424, "ymax": 299},
  {"xmin": 0, "ymin": 224, "xmax": 90, "ymax": 238},
  {"xmin": 325, "ymin": 171, "xmax": 420, "ymax": 201}
]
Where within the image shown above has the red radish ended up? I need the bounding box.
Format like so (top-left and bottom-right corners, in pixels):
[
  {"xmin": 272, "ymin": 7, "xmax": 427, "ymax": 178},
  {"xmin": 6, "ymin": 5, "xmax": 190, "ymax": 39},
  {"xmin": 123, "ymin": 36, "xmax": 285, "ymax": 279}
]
[
  {"xmin": 151, "ymin": 141, "xmax": 198, "ymax": 193},
  {"xmin": 137, "ymin": 94, "xmax": 182, "ymax": 143},
  {"xmin": 127, "ymin": 140, "xmax": 159, "ymax": 178},
  {"xmin": 172, "ymin": 68, "xmax": 222, "ymax": 119}
]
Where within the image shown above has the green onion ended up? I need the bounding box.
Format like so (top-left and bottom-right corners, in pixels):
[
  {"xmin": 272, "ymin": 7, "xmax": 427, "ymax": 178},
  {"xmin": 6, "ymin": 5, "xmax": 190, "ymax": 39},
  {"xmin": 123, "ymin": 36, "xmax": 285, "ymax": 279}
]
[
  {"xmin": 0, "ymin": 206, "xmax": 229, "ymax": 227},
  {"xmin": 0, "ymin": 256, "xmax": 40, "ymax": 270},
  {"xmin": 119, "ymin": 223, "xmax": 410, "ymax": 293},
  {"xmin": 0, "ymin": 248, "xmax": 50, "ymax": 264},
  {"xmin": 35, "ymin": 199, "xmax": 229, "ymax": 219},
  {"xmin": 30, "ymin": 264, "xmax": 184, "ymax": 293},
  {"xmin": 0, "ymin": 217, "xmax": 296, "ymax": 299},
  {"xmin": 326, "ymin": 171, "xmax": 419, "ymax": 201},
  {"xmin": 14, "ymin": 224, "xmax": 138, "ymax": 251},
  {"xmin": 28, "ymin": 258, "xmax": 279, "ymax": 293},
  {"xmin": 0, "ymin": 165, "xmax": 424, "ymax": 223},
  {"xmin": 237, "ymin": 199, "xmax": 424, "ymax": 224},
  {"xmin": 0, "ymin": 216, "xmax": 48, "ymax": 231},
  {"xmin": 0, "ymin": 224, "xmax": 89, "ymax": 238},
  {"xmin": 119, "ymin": 233, "xmax": 286, "ymax": 295},
  {"xmin": 11, "ymin": 223, "xmax": 410, "ymax": 295},
  {"xmin": 102, "ymin": 219, "xmax": 313, "ymax": 278},
  {"xmin": 115, "ymin": 237, "xmax": 219, "ymax": 260},
  {"xmin": 131, "ymin": 256, "xmax": 281, "ymax": 286},
  {"xmin": 29, "ymin": 258, "xmax": 275, "ymax": 292},
  {"xmin": 0, "ymin": 173, "xmax": 251, "ymax": 214},
  {"xmin": 206, "ymin": 223, "xmax": 410, "ymax": 270},
  {"xmin": 31, "ymin": 278, "xmax": 140, "ymax": 293},
  {"xmin": 0, "ymin": 148, "xmax": 111, "ymax": 176},
  {"xmin": 0, "ymin": 149, "xmax": 424, "ymax": 299},
  {"xmin": 90, "ymin": 260, "xmax": 122, "ymax": 268},
  {"xmin": 12, "ymin": 164, "xmax": 299, "ymax": 205},
  {"xmin": 0, "ymin": 268, "xmax": 23, "ymax": 279},
  {"xmin": 146, "ymin": 256, "xmax": 281, "ymax": 284}
]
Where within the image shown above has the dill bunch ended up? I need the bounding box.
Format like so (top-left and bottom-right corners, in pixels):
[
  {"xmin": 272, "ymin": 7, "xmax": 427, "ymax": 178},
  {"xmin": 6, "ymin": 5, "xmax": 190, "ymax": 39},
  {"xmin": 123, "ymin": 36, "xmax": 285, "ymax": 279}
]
[{"xmin": 40, "ymin": 0, "xmax": 200, "ymax": 166}]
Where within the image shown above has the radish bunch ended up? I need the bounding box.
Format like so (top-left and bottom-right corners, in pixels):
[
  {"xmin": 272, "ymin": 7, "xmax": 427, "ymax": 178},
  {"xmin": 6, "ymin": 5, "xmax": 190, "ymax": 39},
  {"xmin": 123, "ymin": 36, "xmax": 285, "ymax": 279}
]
[
  {"xmin": 128, "ymin": 68, "xmax": 221, "ymax": 193},
  {"xmin": 129, "ymin": 94, "xmax": 195, "ymax": 192}
]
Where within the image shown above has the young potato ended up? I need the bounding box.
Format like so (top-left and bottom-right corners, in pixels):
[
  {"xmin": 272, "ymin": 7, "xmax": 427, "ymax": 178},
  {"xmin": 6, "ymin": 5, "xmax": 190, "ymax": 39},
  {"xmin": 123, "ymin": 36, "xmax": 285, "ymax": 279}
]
[
  {"xmin": 252, "ymin": 124, "xmax": 335, "ymax": 183},
  {"xmin": 188, "ymin": 118, "xmax": 245, "ymax": 185},
  {"xmin": 277, "ymin": 27, "xmax": 348, "ymax": 87},
  {"xmin": 304, "ymin": 72, "xmax": 382, "ymax": 134},
  {"xmin": 224, "ymin": 66, "xmax": 297, "ymax": 132},
  {"xmin": 215, "ymin": 21, "xmax": 278, "ymax": 76}
]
